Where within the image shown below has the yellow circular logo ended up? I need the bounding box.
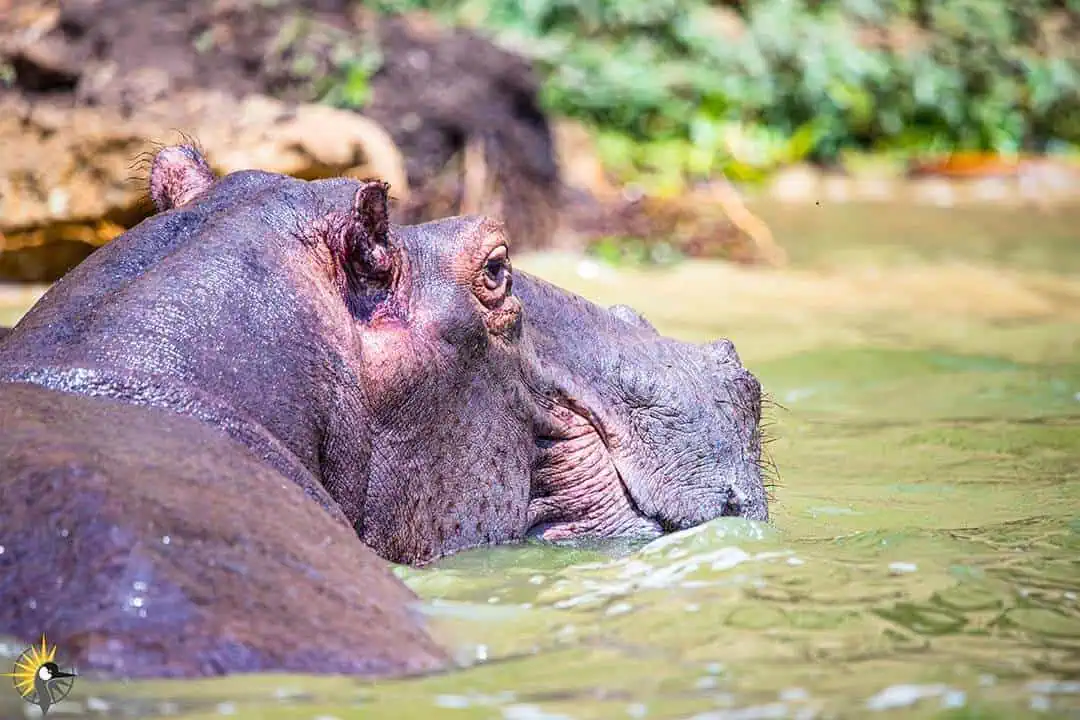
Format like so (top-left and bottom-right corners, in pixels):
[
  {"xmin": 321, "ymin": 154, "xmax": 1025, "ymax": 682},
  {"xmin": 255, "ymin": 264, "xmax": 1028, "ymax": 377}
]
[{"xmin": 3, "ymin": 635, "xmax": 77, "ymax": 716}]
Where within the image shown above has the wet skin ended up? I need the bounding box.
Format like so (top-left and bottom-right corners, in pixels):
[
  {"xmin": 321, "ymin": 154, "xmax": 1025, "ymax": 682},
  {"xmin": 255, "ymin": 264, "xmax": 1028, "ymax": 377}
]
[
  {"xmin": 0, "ymin": 144, "xmax": 766, "ymax": 678},
  {"xmin": 0, "ymin": 146, "xmax": 487, "ymax": 677}
]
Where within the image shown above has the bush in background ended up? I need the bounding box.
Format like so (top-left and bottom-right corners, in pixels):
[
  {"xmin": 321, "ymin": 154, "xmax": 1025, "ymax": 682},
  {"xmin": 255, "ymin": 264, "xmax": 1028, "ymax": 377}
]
[{"xmin": 363, "ymin": 0, "xmax": 1080, "ymax": 190}]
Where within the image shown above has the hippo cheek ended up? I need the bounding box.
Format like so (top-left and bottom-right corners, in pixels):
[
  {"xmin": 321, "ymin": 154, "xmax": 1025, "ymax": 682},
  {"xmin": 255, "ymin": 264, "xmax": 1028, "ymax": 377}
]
[
  {"xmin": 526, "ymin": 401, "xmax": 663, "ymax": 543},
  {"xmin": 355, "ymin": 327, "xmax": 426, "ymax": 402}
]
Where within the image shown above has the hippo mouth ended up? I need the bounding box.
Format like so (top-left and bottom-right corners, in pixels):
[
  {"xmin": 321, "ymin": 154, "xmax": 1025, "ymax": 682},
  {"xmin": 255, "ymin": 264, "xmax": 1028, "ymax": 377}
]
[
  {"xmin": 525, "ymin": 387, "xmax": 762, "ymax": 542},
  {"xmin": 525, "ymin": 394, "xmax": 670, "ymax": 542}
]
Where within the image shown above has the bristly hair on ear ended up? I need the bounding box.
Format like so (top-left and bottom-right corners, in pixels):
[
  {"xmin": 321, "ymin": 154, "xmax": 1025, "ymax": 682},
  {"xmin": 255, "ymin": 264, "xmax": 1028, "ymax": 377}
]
[
  {"xmin": 148, "ymin": 142, "xmax": 217, "ymax": 213},
  {"xmin": 127, "ymin": 131, "xmax": 210, "ymax": 209},
  {"xmin": 127, "ymin": 139, "xmax": 169, "ymax": 218}
]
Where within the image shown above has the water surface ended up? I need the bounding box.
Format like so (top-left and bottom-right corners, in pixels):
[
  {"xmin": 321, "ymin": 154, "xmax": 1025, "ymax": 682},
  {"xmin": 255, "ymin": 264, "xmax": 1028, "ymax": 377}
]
[{"xmin": 1, "ymin": 202, "xmax": 1078, "ymax": 719}]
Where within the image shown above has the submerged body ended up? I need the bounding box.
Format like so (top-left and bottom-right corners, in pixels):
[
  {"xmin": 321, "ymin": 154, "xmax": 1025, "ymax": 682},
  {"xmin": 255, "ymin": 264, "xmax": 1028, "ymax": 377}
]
[
  {"xmin": 0, "ymin": 144, "xmax": 768, "ymax": 679},
  {"xmin": 0, "ymin": 147, "xmax": 481, "ymax": 677},
  {"xmin": 0, "ymin": 382, "xmax": 444, "ymax": 677}
]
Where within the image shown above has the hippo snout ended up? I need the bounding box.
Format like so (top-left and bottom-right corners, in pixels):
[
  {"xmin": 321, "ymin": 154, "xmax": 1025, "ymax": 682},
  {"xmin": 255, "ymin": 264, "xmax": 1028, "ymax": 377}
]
[
  {"xmin": 621, "ymin": 347, "xmax": 768, "ymax": 530},
  {"xmin": 517, "ymin": 276, "xmax": 772, "ymax": 543}
]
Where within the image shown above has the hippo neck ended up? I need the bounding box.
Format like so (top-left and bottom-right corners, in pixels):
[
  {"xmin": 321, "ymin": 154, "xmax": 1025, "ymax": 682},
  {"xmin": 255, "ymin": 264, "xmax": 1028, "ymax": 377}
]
[{"xmin": 0, "ymin": 363, "xmax": 349, "ymax": 528}]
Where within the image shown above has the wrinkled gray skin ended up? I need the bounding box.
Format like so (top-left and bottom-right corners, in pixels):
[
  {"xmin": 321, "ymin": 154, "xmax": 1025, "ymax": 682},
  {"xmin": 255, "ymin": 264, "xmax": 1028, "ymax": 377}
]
[
  {"xmin": 0, "ymin": 144, "xmax": 766, "ymax": 680},
  {"xmin": 513, "ymin": 274, "xmax": 767, "ymax": 542},
  {"xmin": 2, "ymin": 285, "xmax": 767, "ymax": 551},
  {"xmin": 0, "ymin": 145, "xmax": 767, "ymax": 565},
  {"xmin": 0, "ymin": 146, "xmax": 540, "ymax": 567}
]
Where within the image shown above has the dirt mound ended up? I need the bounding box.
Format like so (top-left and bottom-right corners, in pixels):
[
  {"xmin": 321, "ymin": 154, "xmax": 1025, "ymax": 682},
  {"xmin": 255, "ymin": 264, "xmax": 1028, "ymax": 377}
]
[{"xmin": 1, "ymin": 0, "xmax": 560, "ymax": 270}]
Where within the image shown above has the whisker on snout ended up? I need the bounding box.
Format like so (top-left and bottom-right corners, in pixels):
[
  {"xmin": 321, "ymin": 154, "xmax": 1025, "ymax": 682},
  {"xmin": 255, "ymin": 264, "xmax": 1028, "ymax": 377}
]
[
  {"xmin": 754, "ymin": 407, "xmax": 783, "ymax": 504},
  {"xmin": 761, "ymin": 390, "xmax": 788, "ymax": 415},
  {"xmin": 759, "ymin": 447, "xmax": 780, "ymax": 497},
  {"xmin": 757, "ymin": 450, "xmax": 782, "ymax": 504}
]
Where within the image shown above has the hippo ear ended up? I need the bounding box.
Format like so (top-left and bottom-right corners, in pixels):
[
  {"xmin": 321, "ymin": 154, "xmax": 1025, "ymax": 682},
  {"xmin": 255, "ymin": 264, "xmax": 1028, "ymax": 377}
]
[
  {"xmin": 609, "ymin": 304, "xmax": 659, "ymax": 335},
  {"xmin": 149, "ymin": 145, "xmax": 217, "ymax": 212},
  {"xmin": 346, "ymin": 180, "xmax": 394, "ymax": 277}
]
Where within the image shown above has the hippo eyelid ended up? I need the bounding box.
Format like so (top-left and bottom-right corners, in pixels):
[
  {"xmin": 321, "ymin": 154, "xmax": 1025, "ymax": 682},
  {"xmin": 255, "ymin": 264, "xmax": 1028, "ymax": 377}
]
[{"xmin": 482, "ymin": 246, "xmax": 510, "ymax": 287}]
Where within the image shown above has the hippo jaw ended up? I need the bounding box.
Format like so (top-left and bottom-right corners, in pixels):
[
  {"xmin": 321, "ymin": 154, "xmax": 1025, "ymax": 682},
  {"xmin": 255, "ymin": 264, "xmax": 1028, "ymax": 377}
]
[{"xmin": 517, "ymin": 278, "xmax": 769, "ymax": 544}]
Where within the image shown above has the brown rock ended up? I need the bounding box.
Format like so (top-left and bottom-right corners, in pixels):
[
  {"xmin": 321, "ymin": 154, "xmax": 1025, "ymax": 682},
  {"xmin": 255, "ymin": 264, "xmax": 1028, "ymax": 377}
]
[
  {"xmin": 363, "ymin": 15, "xmax": 561, "ymax": 254},
  {"xmin": 553, "ymin": 119, "xmax": 616, "ymax": 201}
]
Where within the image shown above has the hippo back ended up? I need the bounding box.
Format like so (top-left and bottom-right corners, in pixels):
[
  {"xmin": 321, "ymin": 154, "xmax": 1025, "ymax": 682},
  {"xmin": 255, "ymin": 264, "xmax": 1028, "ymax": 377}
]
[{"xmin": 0, "ymin": 381, "xmax": 447, "ymax": 677}]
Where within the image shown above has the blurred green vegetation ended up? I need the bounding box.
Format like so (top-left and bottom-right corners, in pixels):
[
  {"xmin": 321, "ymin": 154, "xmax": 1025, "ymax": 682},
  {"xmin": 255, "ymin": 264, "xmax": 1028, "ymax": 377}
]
[
  {"xmin": 587, "ymin": 235, "xmax": 686, "ymax": 267},
  {"xmin": 360, "ymin": 0, "xmax": 1080, "ymax": 190}
]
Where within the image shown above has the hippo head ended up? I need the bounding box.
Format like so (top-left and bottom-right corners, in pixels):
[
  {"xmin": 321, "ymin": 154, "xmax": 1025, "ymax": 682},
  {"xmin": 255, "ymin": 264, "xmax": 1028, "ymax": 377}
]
[
  {"xmin": 380, "ymin": 219, "xmax": 769, "ymax": 553},
  {"xmin": 511, "ymin": 274, "xmax": 768, "ymax": 542},
  {"xmin": 1, "ymin": 145, "xmax": 767, "ymax": 566},
  {"xmin": 137, "ymin": 148, "xmax": 769, "ymax": 559}
]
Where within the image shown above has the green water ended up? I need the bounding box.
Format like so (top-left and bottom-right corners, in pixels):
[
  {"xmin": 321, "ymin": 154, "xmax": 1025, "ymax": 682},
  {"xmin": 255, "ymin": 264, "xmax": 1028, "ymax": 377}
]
[{"xmin": 1, "ymin": 203, "xmax": 1079, "ymax": 719}]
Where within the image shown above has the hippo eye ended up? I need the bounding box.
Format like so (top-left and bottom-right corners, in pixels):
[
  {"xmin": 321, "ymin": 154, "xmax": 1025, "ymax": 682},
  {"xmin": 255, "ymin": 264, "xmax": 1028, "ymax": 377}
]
[{"xmin": 482, "ymin": 246, "xmax": 511, "ymax": 293}]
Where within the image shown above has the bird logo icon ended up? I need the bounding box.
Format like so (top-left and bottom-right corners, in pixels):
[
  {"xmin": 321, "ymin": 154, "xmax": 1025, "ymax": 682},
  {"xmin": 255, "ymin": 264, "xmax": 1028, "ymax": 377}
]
[{"xmin": 2, "ymin": 634, "xmax": 78, "ymax": 716}]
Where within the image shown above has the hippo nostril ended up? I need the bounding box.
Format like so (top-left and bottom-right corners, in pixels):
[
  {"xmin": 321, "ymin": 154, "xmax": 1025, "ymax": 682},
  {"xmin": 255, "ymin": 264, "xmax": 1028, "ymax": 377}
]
[
  {"xmin": 721, "ymin": 493, "xmax": 743, "ymax": 518},
  {"xmin": 705, "ymin": 338, "xmax": 741, "ymax": 366}
]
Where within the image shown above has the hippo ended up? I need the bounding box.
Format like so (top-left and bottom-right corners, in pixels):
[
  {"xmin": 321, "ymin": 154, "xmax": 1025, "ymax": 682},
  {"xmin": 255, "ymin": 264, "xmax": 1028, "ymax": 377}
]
[{"xmin": 0, "ymin": 144, "xmax": 767, "ymax": 679}]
